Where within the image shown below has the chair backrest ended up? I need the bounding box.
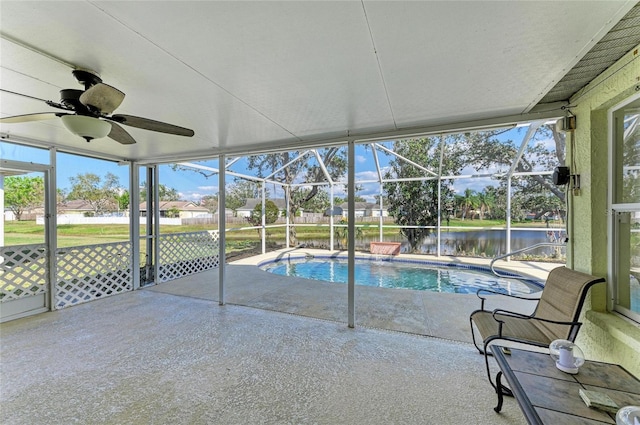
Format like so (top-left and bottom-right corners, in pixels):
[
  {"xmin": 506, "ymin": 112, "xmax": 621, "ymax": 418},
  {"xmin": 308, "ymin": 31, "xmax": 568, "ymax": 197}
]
[{"xmin": 534, "ymin": 266, "xmax": 605, "ymax": 341}]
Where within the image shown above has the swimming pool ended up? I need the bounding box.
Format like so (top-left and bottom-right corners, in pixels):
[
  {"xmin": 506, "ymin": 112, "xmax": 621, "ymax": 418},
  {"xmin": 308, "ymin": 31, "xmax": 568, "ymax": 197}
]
[{"xmin": 260, "ymin": 257, "xmax": 543, "ymax": 295}]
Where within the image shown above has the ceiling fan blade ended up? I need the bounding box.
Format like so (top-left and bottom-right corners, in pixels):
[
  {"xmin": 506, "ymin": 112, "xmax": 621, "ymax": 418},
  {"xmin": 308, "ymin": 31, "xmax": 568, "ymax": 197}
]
[
  {"xmin": 0, "ymin": 89, "xmax": 71, "ymax": 112},
  {"xmin": 79, "ymin": 83, "xmax": 125, "ymax": 114},
  {"xmin": 107, "ymin": 122, "xmax": 137, "ymax": 145},
  {"xmin": 109, "ymin": 114, "xmax": 194, "ymax": 137},
  {"xmin": 1, "ymin": 88, "xmax": 51, "ymax": 104},
  {"xmin": 0, "ymin": 112, "xmax": 61, "ymax": 123}
]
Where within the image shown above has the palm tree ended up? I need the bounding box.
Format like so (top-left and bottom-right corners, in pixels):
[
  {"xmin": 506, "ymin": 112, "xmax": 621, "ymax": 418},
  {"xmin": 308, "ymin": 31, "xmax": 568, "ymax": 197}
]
[
  {"xmin": 476, "ymin": 189, "xmax": 496, "ymax": 220},
  {"xmin": 462, "ymin": 188, "xmax": 478, "ymax": 220},
  {"xmin": 484, "ymin": 187, "xmax": 498, "ymax": 219},
  {"xmin": 476, "ymin": 191, "xmax": 486, "ymax": 220},
  {"xmin": 453, "ymin": 194, "xmax": 464, "ymax": 219}
]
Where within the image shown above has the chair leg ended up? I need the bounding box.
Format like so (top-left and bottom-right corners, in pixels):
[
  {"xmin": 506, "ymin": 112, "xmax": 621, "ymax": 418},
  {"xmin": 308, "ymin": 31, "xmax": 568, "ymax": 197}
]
[
  {"xmin": 483, "ymin": 341, "xmax": 497, "ymax": 391},
  {"xmin": 483, "ymin": 341, "xmax": 513, "ymax": 397},
  {"xmin": 470, "ymin": 317, "xmax": 484, "ymax": 354}
]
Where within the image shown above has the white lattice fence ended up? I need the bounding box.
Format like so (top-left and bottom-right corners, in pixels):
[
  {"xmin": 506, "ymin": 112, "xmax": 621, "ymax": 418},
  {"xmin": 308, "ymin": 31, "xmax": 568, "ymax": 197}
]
[
  {"xmin": 1, "ymin": 244, "xmax": 48, "ymax": 302},
  {"xmin": 56, "ymin": 242, "xmax": 132, "ymax": 308},
  {"xmin": 158, "ymin": 231, "xmax": 219, "ymax": 282}
]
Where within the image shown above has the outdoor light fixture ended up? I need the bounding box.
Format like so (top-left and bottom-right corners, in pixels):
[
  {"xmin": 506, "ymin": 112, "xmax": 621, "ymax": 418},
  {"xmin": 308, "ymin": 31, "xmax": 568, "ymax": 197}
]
[
  {"xmin": 616, "ymin": 406, "xmax": 640, "ymax": 425},
  {"xmin": 549, "ymin": 339, "xmax": 585, "ymax": 374},
  {"xmin": 61, "ymin": 115, "xmax": 111, "ymax": 142},
  {"xmin": 552, "ymin": 166, "xmax": 570, "ymax": 185}
]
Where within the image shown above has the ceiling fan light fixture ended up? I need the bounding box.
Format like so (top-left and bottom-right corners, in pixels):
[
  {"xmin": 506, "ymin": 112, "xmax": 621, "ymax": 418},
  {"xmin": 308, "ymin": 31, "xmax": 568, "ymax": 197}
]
[{"xmin": 61, "ymin": 115, "xmax": 111, "ymax": 141}]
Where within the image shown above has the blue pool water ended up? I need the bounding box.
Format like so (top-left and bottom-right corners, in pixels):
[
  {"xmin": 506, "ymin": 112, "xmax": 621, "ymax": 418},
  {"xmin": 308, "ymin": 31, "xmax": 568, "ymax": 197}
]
[{"xmin": 261, "ymin": 257, "xmax": 543, "ymax": 295}]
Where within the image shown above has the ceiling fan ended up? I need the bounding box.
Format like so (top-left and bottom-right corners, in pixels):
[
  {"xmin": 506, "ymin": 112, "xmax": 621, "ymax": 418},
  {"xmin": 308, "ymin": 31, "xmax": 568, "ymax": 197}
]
[{"xmin": 0, "ymin": 69, "xmax": 194, "ymax": 144}]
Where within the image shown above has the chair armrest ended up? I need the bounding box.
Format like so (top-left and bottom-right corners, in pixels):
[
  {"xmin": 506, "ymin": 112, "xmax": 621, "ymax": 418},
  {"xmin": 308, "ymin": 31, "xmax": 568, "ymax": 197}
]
[
  {"xmin": 492, "ymin": 309, "xmax": 533, "ymax": 320},
  {"xmin": 475, "ymin": 288, "xmax": 540, "ymax": 310},
  {"xmin": 493, "ymin": 309, "xmax": 580, "ymax": 326},
  {"xmin": 491, "ymin": 309, "xmax": 582, "ymax": 339}
]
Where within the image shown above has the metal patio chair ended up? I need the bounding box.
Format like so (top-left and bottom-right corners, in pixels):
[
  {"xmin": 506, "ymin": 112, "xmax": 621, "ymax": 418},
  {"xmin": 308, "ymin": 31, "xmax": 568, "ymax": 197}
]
[{"xmin": 469, "ymin": 266, "xmax": 605, "ymax": 389}]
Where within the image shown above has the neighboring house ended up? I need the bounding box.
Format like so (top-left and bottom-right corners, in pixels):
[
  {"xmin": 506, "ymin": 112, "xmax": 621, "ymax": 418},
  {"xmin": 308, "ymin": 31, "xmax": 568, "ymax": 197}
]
[
  {"xmin": 4, "ymin": 208, "xmax": 44, "ymax": 221},
  {"xmin": 60, "ymin": 200, "xmax": 101, "ymax": 216},
  {"xmin": 339, "ymin": 202, "xmax": 388, "ymax": 218},
  {"xmin": 139, "ymin": 201, "xmax": 210, "ymax": 218},
  {"xmin": 236, "ymin": 198, "xmax": 288, "ymax": 218}
]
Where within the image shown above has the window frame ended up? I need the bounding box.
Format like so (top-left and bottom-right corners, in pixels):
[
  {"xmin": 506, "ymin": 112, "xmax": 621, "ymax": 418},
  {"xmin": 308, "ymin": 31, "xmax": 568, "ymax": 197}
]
[{"xmin": 608, "ymin": 91, "xmax": 640, "ymax": 323}]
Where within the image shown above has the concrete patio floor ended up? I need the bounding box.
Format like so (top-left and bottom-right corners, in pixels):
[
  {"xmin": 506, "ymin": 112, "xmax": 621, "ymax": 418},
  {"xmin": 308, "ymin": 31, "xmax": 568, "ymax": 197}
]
[
  {"xmin": 151, "ymin": 249, "xmax": 560, "ymax": 344},
  {"xmin": 1, "ymin": 250, "xmax": 560, "ymax": 424}
]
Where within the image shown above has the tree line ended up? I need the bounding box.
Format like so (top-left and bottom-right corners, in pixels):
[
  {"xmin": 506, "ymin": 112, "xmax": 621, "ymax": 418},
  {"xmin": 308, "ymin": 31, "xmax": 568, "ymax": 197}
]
[{"xmin": 4, "ymin": 173, "xmax": 182, "ymax": 220}]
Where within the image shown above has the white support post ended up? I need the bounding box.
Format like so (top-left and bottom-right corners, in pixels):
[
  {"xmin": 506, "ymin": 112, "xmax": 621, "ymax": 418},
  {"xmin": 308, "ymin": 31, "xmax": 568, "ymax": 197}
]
[
  {"xmin": 506, "ymin": 176, "xmax": 512, "ymax": 261},
  {"xmin": 507, "ymin": 121, "xmax": 544, "ymax": 176},
  {"xmin": 265, "ymin": 150, "xmax": 312, "ymax": 180},
  {"xmin": 374, "ymin": 143, "xmax": 437, "ymax": 176},
  {"xmin": 330, "ymin": 184, "xmax": 335, "ymax": 250},
  {"xmin": 348, "ymin": 141, "xmax": 355, "ymax": 328},
  {"xmin": 372, "ymin": 145, "xmax": 384, "ymax": 242},
  {"xmin": 285, "ymin": 185, "xmax": 290, "ymax": 248},
  {"xmin": 130, "ymin": 162, "xmax": 140, "ymax": 290},
  {"xmin": 218, "ymin": 155, "xmax": 226, "ymax": 305},
  {"xmin": 153, "ymin": 166, "xmax": 160, "ymax": 284},
  {"xmin": 47, "ymin": 148, "xmax": 57, "ymax": 311},
  {"xmin": 144, "ymin": 167, "xmax": 154, "ymax": 284},
  {"xmin": 378, "ymin": 187, "xmax": 383, "ymax": 241},
  {"xmin": 437, "ymin": 135, "xmax": 445, "ymax": 257},
  {"xmin": 261, "ymin": 183, "xmax": 266, "ymax": 254},
  {"xmin": 313, "ymin": 149, "xmax": 334, "ymax": 185}
]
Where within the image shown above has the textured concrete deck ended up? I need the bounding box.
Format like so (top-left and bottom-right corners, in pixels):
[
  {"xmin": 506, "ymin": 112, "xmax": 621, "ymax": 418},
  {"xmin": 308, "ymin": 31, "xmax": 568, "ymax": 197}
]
[
  {"xmin": 151, "ymin": 249, "xmax": 559, "ymax": 344},
  {"xmin": 1, "ymin": 290, "xmax": 528, "ymax": 424},
  {"xmin": 1, "ymin": 251, "xmax": 559, "ymax": 424}
]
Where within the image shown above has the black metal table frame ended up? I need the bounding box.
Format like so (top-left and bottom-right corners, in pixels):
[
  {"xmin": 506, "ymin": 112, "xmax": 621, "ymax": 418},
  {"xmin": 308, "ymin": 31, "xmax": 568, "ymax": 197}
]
[
  {"xmin": 493, "ymin": 348, "xmax": 541, "ymax": 424},
  {"xmin": 490, "ymin": 346, "xmax": 640, "ymax": 425}
]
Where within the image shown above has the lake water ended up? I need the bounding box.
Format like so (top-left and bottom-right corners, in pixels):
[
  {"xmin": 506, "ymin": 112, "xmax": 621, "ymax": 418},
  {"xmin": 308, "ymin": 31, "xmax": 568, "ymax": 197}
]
[{"xmin": 299, "ymin": 229, "xmax": 566, "ymax": 258}]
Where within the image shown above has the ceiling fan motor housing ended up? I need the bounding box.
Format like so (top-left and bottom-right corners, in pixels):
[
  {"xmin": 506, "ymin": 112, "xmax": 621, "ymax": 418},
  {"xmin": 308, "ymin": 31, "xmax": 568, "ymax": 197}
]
[
  {"xmin": 59, "ymin": 89, "xmax": 85, "ymax": 110},
  {"xmin": 72, "ymin": 69, "xmax": 102, "ymax": 89}
]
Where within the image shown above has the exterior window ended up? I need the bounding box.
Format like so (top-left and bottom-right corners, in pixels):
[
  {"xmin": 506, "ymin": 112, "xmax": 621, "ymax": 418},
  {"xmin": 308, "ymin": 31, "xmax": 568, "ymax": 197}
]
[{"xmin": 611, "ymin": 94, "xmax": 640, "ymax": 323}]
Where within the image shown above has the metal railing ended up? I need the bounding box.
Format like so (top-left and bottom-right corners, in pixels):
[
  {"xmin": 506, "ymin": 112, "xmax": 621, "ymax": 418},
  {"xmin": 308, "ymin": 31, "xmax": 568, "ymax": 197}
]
[{"xmin": 490, "ymin": 242, "xmax": 566, "ymax": 277}]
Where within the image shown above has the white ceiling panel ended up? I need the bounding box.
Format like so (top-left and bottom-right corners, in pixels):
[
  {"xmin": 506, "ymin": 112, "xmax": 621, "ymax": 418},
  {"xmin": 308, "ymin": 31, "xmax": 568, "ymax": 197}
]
[
  {"xmin": 0, "ymin": 1, "xmax": 636, "ymax": 163},
  {"xmin": 364, "ymin": 1, "xmax": 634, "ymax": 127},
  {"xmin": 93, "ymin": 1, "xmax": 395, "ymax": 138}
]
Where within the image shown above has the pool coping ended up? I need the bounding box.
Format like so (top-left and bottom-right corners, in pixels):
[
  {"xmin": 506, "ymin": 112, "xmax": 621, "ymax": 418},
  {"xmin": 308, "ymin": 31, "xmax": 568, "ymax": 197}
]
[{"xmin": 231, "ymin": 247, "xmax": 560, "ymax": 290}]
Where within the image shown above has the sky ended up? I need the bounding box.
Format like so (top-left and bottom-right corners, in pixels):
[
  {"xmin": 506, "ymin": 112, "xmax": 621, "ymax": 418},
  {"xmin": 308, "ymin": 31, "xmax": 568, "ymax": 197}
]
[{"xmin": 1, "ymin": 124, "xmax": 558, "ymax": 204}]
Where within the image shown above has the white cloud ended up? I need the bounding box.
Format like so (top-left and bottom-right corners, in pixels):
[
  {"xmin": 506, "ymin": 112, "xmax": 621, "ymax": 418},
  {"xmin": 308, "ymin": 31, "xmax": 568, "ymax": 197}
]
[
  {"xmin": 355, "ymin": 170, "xmax": 379, "ymax": 181},
  {"xmin": 179, "ymin": 191, "xmax": 208, "ymax": 201},
  {"xmin": 357, "ymin": 183, "xmax": 381, "ymax": 202},
  {"xmin": 536, "ymin": 137, "xmax": 556, "ymax": 151},
  {"xmin": 177, "ymin": 184, "xmax": 220, "ymax": 201},
  {"xmin": 452, "ymin": 178, "xmax": 498, "ymax": 194}
]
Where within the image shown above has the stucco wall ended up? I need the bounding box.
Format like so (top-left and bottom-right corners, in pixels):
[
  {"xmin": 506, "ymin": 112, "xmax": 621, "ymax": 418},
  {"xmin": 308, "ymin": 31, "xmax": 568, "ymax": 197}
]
[{"xmin": 569, "ymin": 44, "xmax": 640, "ymax": 376}]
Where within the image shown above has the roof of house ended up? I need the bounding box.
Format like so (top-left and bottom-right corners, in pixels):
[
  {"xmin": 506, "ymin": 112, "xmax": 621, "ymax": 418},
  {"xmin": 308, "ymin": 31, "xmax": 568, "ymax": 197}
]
[
  {"xmin": 61, "ymin": 199, "xmax": 118, "ymax": 211},
  {"xmin": 61, "ymin": 200, "xmax": 95, "ymax": 211},
  {"xmin": 139, "ymin": 201, "xmax": 209, "ymax": 212},
  {"xmin": 339, "ymin": 202, "xmax": 385, "ymax": 210},
  {"xmin": 238, "ymin": 198, "xmax": 287, "ymax": 211}
]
